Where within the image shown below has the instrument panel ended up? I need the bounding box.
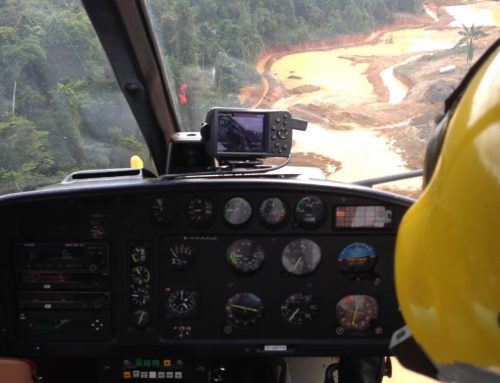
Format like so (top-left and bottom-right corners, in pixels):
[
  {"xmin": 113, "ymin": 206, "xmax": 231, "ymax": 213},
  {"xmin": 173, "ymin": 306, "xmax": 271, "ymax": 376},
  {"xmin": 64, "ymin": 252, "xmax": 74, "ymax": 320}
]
[{"xmin": 0, "ymin": 178, "xmax": 412, "ymax": 358}]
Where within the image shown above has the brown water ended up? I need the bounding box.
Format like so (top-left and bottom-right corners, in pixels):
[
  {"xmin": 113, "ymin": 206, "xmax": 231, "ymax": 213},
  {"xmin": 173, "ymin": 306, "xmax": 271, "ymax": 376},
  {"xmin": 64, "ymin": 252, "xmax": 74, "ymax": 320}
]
[{"xmin": 272, "ymin": 28, "xmax": 457, "ymax": 108}]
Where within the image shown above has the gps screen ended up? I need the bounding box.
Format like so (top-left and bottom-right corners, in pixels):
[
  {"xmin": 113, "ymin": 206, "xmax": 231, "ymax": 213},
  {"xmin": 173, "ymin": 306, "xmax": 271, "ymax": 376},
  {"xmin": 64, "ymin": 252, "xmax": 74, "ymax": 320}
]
[{"xmin": 217, "ymin": 112, "xmax": 265, "ymax": 153}]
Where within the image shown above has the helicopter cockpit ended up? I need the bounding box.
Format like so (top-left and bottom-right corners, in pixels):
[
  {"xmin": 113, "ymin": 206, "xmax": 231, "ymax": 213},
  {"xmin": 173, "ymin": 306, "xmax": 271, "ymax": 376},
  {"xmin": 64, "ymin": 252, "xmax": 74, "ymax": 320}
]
[{"xmin": 1, "ymin": 0, "xmax": 498, "ymax": 382}]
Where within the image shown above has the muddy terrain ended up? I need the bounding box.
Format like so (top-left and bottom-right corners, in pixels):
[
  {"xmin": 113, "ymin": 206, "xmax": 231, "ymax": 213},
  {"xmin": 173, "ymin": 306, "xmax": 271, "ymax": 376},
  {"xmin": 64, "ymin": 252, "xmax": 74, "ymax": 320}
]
[{"xmin": 240, "ymin": 0, "xmax": 500, "ymax": 197}]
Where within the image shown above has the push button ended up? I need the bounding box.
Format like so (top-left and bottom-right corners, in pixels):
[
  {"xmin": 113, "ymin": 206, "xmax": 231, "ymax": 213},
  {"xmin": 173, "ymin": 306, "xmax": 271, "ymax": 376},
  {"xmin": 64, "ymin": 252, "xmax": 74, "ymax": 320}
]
[
  {"xmin": 163, "ymin": 359, "xmax": 172, "ymax": 367},
  {"xmin": 277, "ymin": 128, "xmax": 288, "ymax": 139}
]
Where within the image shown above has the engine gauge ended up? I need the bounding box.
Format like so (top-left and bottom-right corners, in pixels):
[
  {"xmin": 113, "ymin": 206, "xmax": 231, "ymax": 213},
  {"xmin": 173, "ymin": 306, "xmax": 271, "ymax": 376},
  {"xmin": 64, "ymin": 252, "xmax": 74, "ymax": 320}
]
[
  {"xmin": 282, "ymin": 239, "xmax": 322, "ymax": 276},
  {"xmin": 167, "ymin": 289, "xmax": 198, "ymax": 318},
  {"xmin": 168, "ymin": 244, "xmax": 195, "ymax": 270},
  {"xmin": 338, "ymin": 242, "xmax": 376, "ymax": 274},
  {"xmin": 281, "ymin": 293, "xmax": 319, "ymax": 325},
  {"xmin": 225, "ymin": 293, "xmax": 263, "ymax": 327},
  {"xmin": 258, "ymin": 197, "xmax": 288, "ymax": 227},
  {"xmin": 223, "ymin": 197, "xmax": 252, "ymax": 226},
  {"xmin": 186, "ymin": 197, "xmax": 214, "ymax": 227},
  {"xmin": 151, "ymin": 197, "xmax": 177, "ymax": 225},
  {"xmin": 130, "ymin": 244, "xmax": 147, "ymax": 264},
  {"xmin": 336, "ymin": 295, "xmax": 379, "ymax": 332},
  {"xmin": 130, "ymin": 266, "xmax": 151, "ymax": 287},
  {"xmin": 295, "ymin": 196, "xmax": 325, "ymax": 227},
  {"xmin": 226, "ymin": 239, "xmax": 265, "ymax": 274},
  {"xmin": 131, "ymin": 286, "xmax": 151, "ymax": 306}
]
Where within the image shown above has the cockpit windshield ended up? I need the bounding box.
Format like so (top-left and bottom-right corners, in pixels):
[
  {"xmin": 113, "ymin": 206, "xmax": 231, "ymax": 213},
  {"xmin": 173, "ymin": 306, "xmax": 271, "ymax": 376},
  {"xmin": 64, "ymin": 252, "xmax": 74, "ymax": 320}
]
[
  {"xmin": 145, "ymin": 0, "xmax": 500, "ymax": 197},
  {"xmin": 1, "ymin": 0, "xmax": 499, "ymax": 197}
]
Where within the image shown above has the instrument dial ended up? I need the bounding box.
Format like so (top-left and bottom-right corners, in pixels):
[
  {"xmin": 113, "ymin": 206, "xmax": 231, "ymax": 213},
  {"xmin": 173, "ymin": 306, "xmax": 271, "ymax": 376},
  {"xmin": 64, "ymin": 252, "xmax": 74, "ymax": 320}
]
[
  {"xmin": 130, "ymin": 266, "xmax": 150, "ymax": 287},
  {"xmin": 132, "ymin": 310, "xmax": 151, "ymax": 329},
  {"xmin": 281, "ymin": 293, "xmax": 319, "ymax": 325},
  {"xmin": 130, "ymin": 244, "xmax": 147, "ymax": 264},
  {"xmin": 258, "ymin": 197, "xmax": 288, "ymax": 227},
  {"xmin": 338, "ymin": 242, "xmax": 376, "ymax": 274},
  {"xmin": 295, "ymin": 196, "xmax": 325, "ymax": 227},
  {"xmin": 131, "ymin": 286, "xmax": 150, "ymax": 306},
  {"xmin": 186, "ymin": 197, "xmax": 214, "ymax": 227},
  {"xmin": 336, "ymin": 295, "xmax": 379, "ymax": 332},
  {"xmin": 282, "ymin": 239, "xmax": 322, "ymax": 276},
  {"xmin": 225, "ymin": 293, "xmax": 263, "ymax": 327},
  {"xmin": 167, "ymin": 289, "xmax": 198, "ymax": 318},
  {"xmin": 168, "ymin": 244, "xmax": 195, "ymax": 270},
  {"xmin": 226, "ymin": 239, "xmax": 265, "ymax": 274},
  {"xmin": 223, "ymin": 197, "xmax": 252, "ymax": 226},
  {"xmin": 151, "ymin": 197, "xmax": 177, "ymax": 225}
]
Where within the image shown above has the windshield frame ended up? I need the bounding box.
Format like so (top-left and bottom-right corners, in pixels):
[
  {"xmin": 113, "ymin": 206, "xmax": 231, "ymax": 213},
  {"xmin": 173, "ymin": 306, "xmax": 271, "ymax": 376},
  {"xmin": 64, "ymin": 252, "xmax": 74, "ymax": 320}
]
[{"xmin": 82, "ymin": 0, "xmax": 181, "ymax": 174}]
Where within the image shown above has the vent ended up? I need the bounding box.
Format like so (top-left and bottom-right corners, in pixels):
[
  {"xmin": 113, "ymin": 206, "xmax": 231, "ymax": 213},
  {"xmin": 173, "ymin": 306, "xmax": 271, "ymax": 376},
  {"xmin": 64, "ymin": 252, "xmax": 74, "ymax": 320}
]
[{"xmin": 62, "ymin": 168, "xmax": 155, "ymax": 183}]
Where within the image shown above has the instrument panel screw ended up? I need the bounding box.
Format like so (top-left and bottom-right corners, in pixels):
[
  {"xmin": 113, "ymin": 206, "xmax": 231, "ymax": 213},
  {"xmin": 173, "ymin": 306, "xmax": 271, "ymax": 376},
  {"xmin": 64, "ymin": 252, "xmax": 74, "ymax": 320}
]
[
  {"xmin": 125, "ymin": 83, "xmax": 141, "ymax": 92},
  {"xmin": 335, "ymin": 327, "xmax": 344, "ymax": 335}
]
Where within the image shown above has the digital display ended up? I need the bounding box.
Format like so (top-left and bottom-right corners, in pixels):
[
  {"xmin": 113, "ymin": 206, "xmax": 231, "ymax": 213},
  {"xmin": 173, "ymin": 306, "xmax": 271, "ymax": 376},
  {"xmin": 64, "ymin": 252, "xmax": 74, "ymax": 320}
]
[
  {"xmin": 217, "ymin": 112, "xmax": 265, "ymax": 153},
  {"xmin": 17, "ymin": 243, "xmax": 108, "ymax": 271},
  {"xmin": 335, "ymin": 206, "xmax": 392, "ymax": 228}
]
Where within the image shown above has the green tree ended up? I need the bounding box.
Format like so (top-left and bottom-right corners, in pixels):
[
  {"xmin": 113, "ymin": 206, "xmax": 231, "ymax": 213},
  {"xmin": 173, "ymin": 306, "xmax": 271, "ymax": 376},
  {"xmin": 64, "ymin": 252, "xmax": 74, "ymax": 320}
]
[
  {"xmin": 455, "ymin": 24, "xmax": 487, "ymax": 63},
  {"xmin": 0, "ymin": 116, "xmax": 54, "ymax": 177}
]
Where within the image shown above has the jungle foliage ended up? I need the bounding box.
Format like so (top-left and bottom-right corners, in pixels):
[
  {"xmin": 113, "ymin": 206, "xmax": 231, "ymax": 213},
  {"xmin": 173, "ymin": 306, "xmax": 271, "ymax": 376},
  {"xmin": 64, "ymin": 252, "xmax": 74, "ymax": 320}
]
[{"xmin": 0, "ymin": 0, "xmax": 150, "ymax": 193}]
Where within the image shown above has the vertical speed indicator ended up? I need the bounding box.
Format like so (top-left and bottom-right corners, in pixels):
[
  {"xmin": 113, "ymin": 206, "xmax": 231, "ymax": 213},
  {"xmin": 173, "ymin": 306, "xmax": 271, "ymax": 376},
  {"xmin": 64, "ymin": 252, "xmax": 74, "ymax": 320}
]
[{"xmin": 281, "ymin": 293, "xmax": 319, "ymax": 325}]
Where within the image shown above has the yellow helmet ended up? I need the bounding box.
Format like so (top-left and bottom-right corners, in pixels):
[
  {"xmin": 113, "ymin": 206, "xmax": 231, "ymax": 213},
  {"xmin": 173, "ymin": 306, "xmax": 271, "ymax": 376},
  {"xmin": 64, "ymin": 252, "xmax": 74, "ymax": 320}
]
[{"xmin": 395, "ymin": 38, "xmax": 500, "ymax": 382}]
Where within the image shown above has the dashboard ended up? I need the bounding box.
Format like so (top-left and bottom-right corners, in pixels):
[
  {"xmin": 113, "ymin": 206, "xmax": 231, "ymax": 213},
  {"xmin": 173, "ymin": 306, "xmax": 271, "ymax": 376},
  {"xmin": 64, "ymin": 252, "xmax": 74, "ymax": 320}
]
[{"xmin": 0, "ymin": 176, "xmax": 413, "ymax": 381}]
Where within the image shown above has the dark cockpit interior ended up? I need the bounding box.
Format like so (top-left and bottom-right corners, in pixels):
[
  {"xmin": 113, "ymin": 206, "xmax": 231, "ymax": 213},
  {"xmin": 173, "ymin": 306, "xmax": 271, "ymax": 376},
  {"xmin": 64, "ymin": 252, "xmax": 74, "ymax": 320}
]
[{"xmin": 0, "ymin": 175, "xmax": 413, "ymax": 382}]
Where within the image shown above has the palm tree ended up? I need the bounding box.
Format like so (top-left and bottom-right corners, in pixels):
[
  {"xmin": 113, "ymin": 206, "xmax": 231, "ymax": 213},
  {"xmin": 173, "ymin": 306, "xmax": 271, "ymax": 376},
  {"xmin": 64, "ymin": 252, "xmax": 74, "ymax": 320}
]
[{"xmin": 455, "ymin": 24, "xmax": 487, "ymax": 63}]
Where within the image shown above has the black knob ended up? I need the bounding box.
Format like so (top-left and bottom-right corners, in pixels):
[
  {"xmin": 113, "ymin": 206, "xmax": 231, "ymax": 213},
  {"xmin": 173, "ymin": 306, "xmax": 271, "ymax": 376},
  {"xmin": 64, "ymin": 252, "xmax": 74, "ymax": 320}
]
[{"xmin": 200, "ymin": 123, "xmax": 211, "ymax": 140}]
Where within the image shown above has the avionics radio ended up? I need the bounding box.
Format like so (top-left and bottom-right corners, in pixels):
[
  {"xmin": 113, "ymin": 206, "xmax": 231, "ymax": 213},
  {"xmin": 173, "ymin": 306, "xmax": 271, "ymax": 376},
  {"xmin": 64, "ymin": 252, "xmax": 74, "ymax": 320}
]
[
  {"xmin": 16, "ymin": 243, "xmax": 108, "ymax": 272},
  {"xmin": 16, "ymin": 243, "xmax": 111, "ymax": 340}
]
